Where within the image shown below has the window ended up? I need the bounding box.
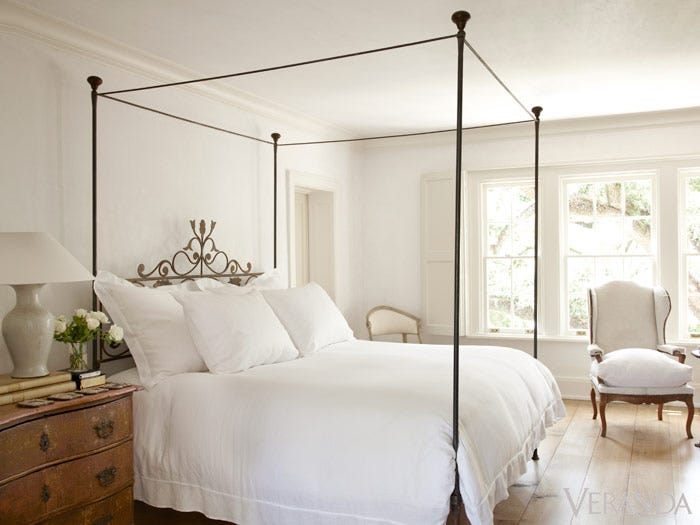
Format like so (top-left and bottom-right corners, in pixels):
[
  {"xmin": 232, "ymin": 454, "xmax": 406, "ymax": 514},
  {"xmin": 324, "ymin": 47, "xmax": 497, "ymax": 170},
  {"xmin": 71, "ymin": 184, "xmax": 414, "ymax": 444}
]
[
  {"xmin": 422, "ymin": 160, "xmax": 698, "ymax": 341},
  {"xmin": 482, "ymin": 181, "xmax": 534, "ymax": 332},
  {"xmin": 563, "ymin": 174, "xmax": 655, "ymax": 334},
  {"xmin": 680, "ymin": 169, "xmax": 700, "ymax": 336}
]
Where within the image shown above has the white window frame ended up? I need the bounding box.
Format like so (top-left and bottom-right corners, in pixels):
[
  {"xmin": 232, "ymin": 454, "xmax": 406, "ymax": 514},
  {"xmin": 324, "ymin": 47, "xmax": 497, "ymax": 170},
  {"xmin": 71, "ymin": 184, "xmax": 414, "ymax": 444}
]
[
  {"xmin": 559, "ymin": 170, "xmax": 659, "ymax": 336},
  {"xmin": 479, "ymin": 177, "xmax": 536, "ymax": 335},
  {"xmin": 678, "ymin": 167, "xmax": 700, "ymax": 339}
]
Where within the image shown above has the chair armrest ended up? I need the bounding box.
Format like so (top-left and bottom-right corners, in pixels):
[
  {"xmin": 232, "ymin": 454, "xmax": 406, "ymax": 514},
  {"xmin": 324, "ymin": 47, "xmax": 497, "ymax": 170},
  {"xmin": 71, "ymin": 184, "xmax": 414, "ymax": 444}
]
[
  {"xmin": 657, "ymin": 344, "xmax": 687, "ymax": 363},
  {"xmin": 588, "ymin": 344, "xmax": 604, "ymax": 362}
]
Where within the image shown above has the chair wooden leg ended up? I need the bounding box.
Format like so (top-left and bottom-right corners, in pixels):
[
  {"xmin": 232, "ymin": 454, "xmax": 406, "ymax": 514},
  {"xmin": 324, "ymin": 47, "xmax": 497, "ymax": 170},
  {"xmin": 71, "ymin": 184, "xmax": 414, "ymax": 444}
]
[
  {"xmin": 684, "ymin": 396, "xmax": 694, "ymax": 439},
  {"xmin": 590, "ymin": 388, "xmax": 597, "ymax": 420},
  {"xmin": 658, "ymin": 403, "xmax": 663, "ymax": 421},
  {"xmin": 599, "ymin": 394, "xmax": 607, "ymax": 437}
]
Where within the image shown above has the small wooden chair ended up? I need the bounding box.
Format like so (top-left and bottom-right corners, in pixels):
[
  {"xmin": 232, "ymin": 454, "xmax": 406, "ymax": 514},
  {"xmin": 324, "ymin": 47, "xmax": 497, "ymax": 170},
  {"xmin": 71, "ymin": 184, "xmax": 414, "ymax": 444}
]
[{"xmin": 366, "ymin": 306, "xmax": 422, "ymax": 343}]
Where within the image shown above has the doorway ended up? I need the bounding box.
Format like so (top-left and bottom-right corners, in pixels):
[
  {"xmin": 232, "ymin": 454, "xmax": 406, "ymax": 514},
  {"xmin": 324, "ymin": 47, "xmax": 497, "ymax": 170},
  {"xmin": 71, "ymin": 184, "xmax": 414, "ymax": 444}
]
[{"xmin": 293, "ymin": 188, "xmax": 335, "ymax": 298}]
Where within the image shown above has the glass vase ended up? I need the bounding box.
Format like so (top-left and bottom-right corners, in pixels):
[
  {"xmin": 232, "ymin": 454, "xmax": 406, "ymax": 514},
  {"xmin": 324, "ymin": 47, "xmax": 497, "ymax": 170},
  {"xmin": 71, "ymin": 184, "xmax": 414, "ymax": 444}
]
[{"xmin": 68, "ymin": 342, "xmax": 89, "ymax": 372}]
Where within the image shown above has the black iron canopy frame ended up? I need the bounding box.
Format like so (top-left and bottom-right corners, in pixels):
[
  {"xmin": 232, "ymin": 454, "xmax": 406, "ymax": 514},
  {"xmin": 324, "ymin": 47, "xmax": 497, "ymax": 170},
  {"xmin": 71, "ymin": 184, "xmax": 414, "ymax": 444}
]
[{"xmin": 87, "ymin": 10, "xmax": 542, "ymax": 522}]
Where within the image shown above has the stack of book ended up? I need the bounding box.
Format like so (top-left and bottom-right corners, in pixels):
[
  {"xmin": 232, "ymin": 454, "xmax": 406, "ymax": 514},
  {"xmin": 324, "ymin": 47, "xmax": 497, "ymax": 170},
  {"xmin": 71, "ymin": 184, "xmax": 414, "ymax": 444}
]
[
  {"xmin": 0, "ymin": 372, "xmax": 76, "ymax": 406},
  {"xmin": 68, "ymin": 369, "xmax": 107, "ymax": 390}
]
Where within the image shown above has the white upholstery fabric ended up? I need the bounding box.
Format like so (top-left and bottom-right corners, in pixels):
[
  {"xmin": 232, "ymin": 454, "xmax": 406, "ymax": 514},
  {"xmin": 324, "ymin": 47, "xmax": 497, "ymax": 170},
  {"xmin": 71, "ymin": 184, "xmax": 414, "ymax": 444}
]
[
  {"xmin": 367, "ymin": 307, "xmax": 419, "ymax": 337},
  {"xmin": 589, "ymin": 281, "xmax": 659, "ymax": 351},
  {"xmin": 591, "ymin": 375, "xmax": 694, "ymax": 396},
  {"xmin": 591, "ymin": 348, "xmax": 692, "ymax": 387}
]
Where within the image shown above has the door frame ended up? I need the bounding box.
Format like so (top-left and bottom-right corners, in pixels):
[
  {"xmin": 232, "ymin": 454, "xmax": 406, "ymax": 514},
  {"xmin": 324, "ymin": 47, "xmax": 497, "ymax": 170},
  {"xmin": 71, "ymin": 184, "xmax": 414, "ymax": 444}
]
[{"xmin": 286, "ymin": 170, "xmax": 339, "ymax": 293}]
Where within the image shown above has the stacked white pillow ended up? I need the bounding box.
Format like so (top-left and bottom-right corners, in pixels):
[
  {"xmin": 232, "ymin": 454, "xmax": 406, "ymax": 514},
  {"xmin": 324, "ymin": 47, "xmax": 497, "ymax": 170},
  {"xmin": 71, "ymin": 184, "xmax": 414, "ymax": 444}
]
[
  {"xmin": 262, "ymin": 282, "xmax": 354, "ymax": 355},
  {"xmin": 96, "ymin": 269, "xmax": 353, "ymax": 384},
  {"xmin": 94, "ymin": 271, "xmax": 207, "ymax": 389},
  {"xmin": 173, "ymin": 286, "xmax": 298, "ymax": 374}
]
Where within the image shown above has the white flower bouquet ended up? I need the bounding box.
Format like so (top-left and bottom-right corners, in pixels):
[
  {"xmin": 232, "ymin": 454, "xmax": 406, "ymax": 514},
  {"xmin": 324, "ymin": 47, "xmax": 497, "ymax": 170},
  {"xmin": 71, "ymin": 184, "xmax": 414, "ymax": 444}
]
[{"xmin": 53, "ymin": 309, "xmax": 123, "ymax": 371}]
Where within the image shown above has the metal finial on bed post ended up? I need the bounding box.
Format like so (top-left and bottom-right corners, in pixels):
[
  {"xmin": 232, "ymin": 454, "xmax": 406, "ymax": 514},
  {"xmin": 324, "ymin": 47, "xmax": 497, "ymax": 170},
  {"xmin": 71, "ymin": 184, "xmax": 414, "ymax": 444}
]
[
  {"xmin": 450, "ymin": 10, "xmax": 470, "ymax": 522},
  {"xmin": 88, "ymin": 75, "xmax": 102, "ymax": 368},
  {"xmin": 271, "ymin": 132, "xmax": 281, "ymax": 269}
]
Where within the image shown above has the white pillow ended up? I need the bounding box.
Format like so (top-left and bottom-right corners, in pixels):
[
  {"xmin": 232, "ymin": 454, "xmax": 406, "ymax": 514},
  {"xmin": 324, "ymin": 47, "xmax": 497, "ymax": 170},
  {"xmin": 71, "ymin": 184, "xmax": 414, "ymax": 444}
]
[
  {"xmin": 592, "ymin": 347, "xmax": 693, "ymax": 387},
  {"xmin": 261, "ymin": 282, "xmax": 354, "ymax": 355},
  {"xmin": 94, "ymin": 271, "xmax": 206, "ymax": 389},
  {"xmin": 173, "ymin": 287, "xmax": 298, "ymax": 373}
]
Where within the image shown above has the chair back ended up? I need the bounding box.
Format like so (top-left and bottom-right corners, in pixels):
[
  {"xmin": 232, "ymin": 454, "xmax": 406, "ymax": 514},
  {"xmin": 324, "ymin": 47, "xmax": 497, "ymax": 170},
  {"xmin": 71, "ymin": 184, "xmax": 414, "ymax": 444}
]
[
  {"xmin": 366, "ymin": 306, "xmax": 422, "ymax": 343},
  {"xmin": 588, "ymin": 280, "xmax": 670, "ymax": 351}
]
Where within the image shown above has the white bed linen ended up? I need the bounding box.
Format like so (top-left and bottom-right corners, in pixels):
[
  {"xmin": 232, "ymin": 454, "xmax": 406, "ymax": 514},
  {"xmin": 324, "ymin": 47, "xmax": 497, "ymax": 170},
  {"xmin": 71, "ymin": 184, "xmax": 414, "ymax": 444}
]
[{"xmin": 116, "ymin": 341, "xmax": 564, "ymax": 525}]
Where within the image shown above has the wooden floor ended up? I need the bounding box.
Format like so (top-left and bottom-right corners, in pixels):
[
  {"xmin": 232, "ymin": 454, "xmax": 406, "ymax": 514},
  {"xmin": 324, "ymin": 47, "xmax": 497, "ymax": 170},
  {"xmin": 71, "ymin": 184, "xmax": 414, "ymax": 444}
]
[
  {"xmin": 493, "ymin": 399, "xmax": 700, "ymax": 524},
  {"xmin": 135, "ymin": 399, "xmax": 700, "ymax": 524}
]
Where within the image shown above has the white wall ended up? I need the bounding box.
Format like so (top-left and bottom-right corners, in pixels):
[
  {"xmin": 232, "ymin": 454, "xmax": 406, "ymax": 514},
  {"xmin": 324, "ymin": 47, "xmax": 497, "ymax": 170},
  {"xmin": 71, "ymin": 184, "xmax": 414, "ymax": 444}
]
[
  {"xmin": 0, "ymin": 4, "xmax": 364, "ymax": 374},
  {"xmin": 360, "ymin": 109, "xmax": 700, "ymax": 400}
]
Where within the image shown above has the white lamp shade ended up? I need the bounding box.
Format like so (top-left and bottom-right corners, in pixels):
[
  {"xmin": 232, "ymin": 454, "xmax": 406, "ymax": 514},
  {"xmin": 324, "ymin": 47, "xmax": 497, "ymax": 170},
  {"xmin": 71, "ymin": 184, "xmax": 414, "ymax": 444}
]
[{"xmin": 0, "ymin": 232, "xmax": 94, "ymax": 284}]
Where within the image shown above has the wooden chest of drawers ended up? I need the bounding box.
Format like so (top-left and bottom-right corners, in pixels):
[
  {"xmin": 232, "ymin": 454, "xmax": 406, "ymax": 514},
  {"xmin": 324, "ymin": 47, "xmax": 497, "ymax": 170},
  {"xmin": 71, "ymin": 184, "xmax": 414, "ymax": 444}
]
[{"xmin": 0, "ymin": 386, "xmax": 138, "ymax": 524}]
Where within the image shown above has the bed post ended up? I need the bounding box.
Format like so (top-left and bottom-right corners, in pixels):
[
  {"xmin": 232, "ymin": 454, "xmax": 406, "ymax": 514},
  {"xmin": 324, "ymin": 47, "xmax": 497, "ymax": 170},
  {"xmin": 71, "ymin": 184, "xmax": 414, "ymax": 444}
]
[
  {"xmin": 88, "ymin": 75, "xmax": 102, "ymax": 368},
  {"xmin": 532, "ymin": 106, "xmax": 542, "ymax": 361},
  {"xmin": 271, "ymin": 132, "xmax": 281, "ymax": 269},
  {"xmin": 450, "ymin": 10, "xmax": 469, "ymax": 523}
]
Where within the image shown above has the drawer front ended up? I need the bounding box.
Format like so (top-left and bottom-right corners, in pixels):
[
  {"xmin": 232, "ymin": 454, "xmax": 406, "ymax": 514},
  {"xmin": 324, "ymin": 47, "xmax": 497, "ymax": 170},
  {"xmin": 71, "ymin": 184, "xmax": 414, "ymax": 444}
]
[
  {"xmin": 0, "ymin": 397, "xmax": 132, "ymax": 481},
  {"xmin": 40, "ymin": 485, "xmax": 133, "ymax": 525},
  {"xmin": 0, "ymin": 441, "xmax": 133, "ymax": 524}
]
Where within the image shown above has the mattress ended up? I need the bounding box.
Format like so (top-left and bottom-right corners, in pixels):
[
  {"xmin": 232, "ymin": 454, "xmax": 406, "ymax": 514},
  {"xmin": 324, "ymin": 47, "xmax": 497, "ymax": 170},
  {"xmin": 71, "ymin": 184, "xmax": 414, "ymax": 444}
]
[{"xmin": 112, "ymin": 340, "xmax": 565, "ymax": 525}]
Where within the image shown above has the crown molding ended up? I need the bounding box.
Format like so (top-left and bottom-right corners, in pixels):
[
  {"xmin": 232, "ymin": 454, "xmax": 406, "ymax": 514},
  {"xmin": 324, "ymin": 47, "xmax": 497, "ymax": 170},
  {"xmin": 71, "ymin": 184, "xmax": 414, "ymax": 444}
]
[
  {"xmin": 363, "ymin": 106, "xmax": 700, "ymax": 150},
  {"xmin": 0, "ymin": 0, "xmax": 353, "ymax": 141}
]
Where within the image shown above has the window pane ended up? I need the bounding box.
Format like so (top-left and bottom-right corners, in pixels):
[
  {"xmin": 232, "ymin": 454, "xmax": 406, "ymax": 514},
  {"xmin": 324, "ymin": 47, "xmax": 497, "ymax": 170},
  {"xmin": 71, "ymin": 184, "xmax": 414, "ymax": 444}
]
[
  {"xmin": 487, "ymin": 186, "xmax": 510, "ymax": 222},
  {"xmin": 488, "ymin": 296, "xmax": 512, "ymax": 329},
  {"xmin": 487, "ymin": 259, "xmax": 510, "ymax": 295},
  {"xmin": 595, "ymin": 258, "xmax": 624, "ymax": 285},
  {"xmin": 568, "ymin": 220, "xmax": 594, "ymax": 255},
  {"xmin": 592, "ymin": 218, "xmax": 623, "ymax": 254},
  {"xmin": 568, "ymin": 183, "xmax": 594, "ymax": 220},
  {"xmin": 624, "ymin": 180, "xmax": 651, "ymax": 216},
  {"xmin": 688, "ymin": 295, "xmax": 700, "ymax": 334},
  {"xmin": 623, "ymin": 257, "xmax": 653, "ymax": 283},
  {"xmin": 488, "ymin": 223, "xmax": 510, "ymax": 256},
  {"xmin": 623, "ymin": 218, "xmax": 651, "ymax": 254},
  {"xmin": 512, "ymin": 217, "xmax": 534, "ymax": 256},
  {"xmin": 596, "ymin": 182, "xmax": 623, "ymax": 217},
  {"xmin": 512, "ymin": 258, "xmax": 534, "ymax": 329},
  {"xmin": 688, "ymin": 256, "xmax": 700, "ymax": 295},
  {"xmin": 687, "ymin": 222, "xmax": 700, "ymax": 253},
  {"xmin": 568, "ymin": 257, "xmax": 594, "ymax": 295},
  {"xmin": 569, "ymin": 295, "xmax": 589, "ymax": 331},
  {"xmin": 686, "ymin": 177, "xmax": 700, "ymax": 215}
]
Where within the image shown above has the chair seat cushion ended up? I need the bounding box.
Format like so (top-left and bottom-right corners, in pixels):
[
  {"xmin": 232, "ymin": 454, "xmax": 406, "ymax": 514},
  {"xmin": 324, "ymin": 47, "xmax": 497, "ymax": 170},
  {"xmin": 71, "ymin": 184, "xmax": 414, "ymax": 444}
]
[
  {"xmin": 590, "ymin": 375, "xmax": 694, "ymax": 396},
  {"xmin": 591, "ymin": 347, "xmax": 692, "ymax": 388}
]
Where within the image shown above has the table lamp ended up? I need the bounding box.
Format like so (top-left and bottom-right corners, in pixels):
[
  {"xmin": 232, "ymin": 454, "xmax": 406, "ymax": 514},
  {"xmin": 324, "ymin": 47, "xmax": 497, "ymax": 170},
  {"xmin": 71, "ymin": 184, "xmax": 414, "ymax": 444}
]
[{"xmin": 0, "ymin": 232, "xmax": 94, "ymax": 377}]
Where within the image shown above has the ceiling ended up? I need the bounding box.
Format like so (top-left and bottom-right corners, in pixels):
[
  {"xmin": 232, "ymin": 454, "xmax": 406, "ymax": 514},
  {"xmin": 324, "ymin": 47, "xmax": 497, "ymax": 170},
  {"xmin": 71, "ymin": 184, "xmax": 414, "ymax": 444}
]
[{"xmin": 16, "ymin": 0, "xmax": 700, "ymax": 136}]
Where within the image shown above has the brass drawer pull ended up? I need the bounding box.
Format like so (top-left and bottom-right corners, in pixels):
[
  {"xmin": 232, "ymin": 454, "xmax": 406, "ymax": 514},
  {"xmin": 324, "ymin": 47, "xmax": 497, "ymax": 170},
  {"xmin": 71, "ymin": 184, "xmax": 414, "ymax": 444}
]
[
  {"xmin": 94, "ymin": 419, "xmax": 115, "ymax": 439},
  {"xmin": 95, "ymin": 466, "xmax": 117, "ymax": 487},
  {"xmin": 39, "ymin": 431, "xmax": 50, "ymax": 452},
  {"xmin": 40, "ymin": 484, "xmax": 51, "ymax": 503},
  {"xmin": 92, "ymin": 514, "xmax": 113, "ymax": 525}
]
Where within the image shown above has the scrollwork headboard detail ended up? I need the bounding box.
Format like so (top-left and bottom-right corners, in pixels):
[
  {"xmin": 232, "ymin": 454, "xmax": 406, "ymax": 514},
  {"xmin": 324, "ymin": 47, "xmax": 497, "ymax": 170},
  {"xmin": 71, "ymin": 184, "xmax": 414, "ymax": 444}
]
[{"xmin": 96, "ymin": 219, "xmax": 261, "ymax": 367}]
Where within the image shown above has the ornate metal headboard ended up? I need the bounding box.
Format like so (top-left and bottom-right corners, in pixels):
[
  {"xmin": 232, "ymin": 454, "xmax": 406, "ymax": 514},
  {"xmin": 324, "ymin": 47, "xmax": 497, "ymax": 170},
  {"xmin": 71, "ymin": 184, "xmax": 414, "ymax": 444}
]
[{"xmin": 95, "ymin": 219, "xmax": 261, "ymax": 367}]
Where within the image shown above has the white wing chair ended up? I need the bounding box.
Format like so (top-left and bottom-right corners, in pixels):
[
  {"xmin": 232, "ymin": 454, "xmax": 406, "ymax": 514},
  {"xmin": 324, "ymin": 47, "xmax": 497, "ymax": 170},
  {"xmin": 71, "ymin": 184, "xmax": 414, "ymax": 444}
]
[
  {"xmin": 588, "ymin": 281, "xmax": 694, "ymax": 438},
  {"xmin": 366, "ymin": 306, "xmax": 422, "ymax": 343}
]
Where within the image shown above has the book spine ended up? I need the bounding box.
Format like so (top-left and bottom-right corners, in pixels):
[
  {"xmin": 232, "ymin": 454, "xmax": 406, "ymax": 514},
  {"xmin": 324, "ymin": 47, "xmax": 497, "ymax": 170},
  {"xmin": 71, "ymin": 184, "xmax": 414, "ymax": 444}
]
[
  {"xmin": 0, "ymin": 373, "xmax": 72, "ymax": 395},
  {"xmin": 0, "ymin": 381, "xmax": 77, "ymax": 406}
]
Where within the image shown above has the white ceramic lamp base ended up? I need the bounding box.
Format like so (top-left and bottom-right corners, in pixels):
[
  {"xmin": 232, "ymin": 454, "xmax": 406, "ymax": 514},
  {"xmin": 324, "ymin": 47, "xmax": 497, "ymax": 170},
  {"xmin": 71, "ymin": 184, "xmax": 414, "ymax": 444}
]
[{"xmin": 2, "ymin": 284, "xmax": 53, "ymax": 378}]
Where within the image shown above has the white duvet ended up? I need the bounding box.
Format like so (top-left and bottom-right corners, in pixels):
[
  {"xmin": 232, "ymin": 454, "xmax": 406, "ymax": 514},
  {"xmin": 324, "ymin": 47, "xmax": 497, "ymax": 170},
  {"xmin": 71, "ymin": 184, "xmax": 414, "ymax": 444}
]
[{"xmin": 119, "ymin": 341, "xmax": 564, "ymax": 525}]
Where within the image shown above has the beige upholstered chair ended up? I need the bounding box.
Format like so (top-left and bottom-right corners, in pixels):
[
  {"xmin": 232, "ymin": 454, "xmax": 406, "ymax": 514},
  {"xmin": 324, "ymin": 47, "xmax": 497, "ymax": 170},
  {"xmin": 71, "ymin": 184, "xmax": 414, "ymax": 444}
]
[
  {"xmin": 588, "ymin": 280, "xmax": 694, "ymax": 438},
  {"xmin": 366, "ymin": 306, "xmax": 422, "ymax": 343}
]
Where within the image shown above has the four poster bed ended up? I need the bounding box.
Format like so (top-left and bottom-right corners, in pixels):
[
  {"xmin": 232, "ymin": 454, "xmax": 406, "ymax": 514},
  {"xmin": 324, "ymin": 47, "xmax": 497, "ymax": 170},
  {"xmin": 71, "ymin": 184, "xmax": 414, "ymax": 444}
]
[{"xmin": 88, "ymin": 11, "xmax": 564, "ymax": 525}]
